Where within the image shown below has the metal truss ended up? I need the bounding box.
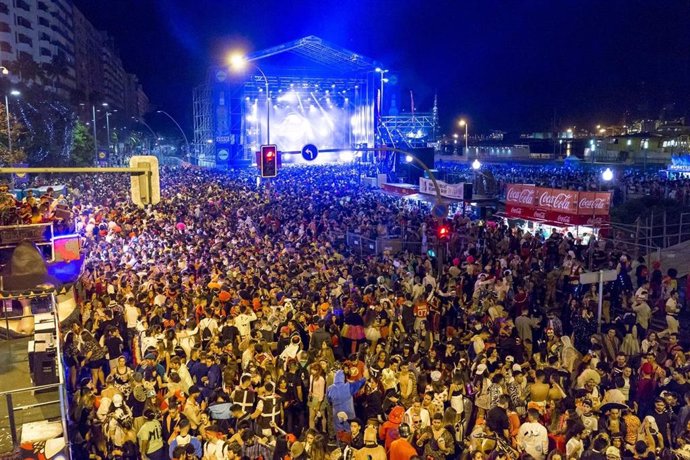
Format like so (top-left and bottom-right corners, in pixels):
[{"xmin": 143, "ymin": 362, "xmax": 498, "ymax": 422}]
[
  {"xmin": 378, "ymin": 113, "xmax": 436, "ymax": 149},
  {"xmin": 192, "ymin": 83, "xmax": 214, "ymax": 166},
  {"xmin": 247, "ymin": 36, "xmax": 381, "ymax": 74}
]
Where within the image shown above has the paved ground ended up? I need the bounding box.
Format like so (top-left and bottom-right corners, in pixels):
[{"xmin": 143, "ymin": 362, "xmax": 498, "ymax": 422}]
[{"xmin": 0, "ymin": 338, "xmax": 62, "ymax": 454}]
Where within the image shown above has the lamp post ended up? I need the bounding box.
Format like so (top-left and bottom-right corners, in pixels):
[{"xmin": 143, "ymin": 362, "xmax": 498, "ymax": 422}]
[
  {"xmin": 131, "ymin": 117, "xmax": 158, "ymax": 153},
  {"xmin": 590, "ymin": 167, "xmax": 614, "ymax": 269},
  {"xmin": 156, "ymin": 110, "xmax": 190, "ymax": 161},
  {"xmin": 230, "ymin": 54, "xmax": 270, "ymax": 145},
  {"xmin": 375, "ymin": 67, "xmax": 389, "ymax": 118},
  {"xmin": 92, "ymin": 102, "xmax": 108, "ymax": 158},
  {"xmin": 459, "ymin": 119, "xmax": 469, "ymax": 157},
  {"xmin": 4, "ymin": 89, "xmax": 19, "ymax": 160}
]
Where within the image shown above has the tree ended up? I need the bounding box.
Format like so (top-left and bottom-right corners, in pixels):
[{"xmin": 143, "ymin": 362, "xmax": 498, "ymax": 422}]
[
  {"xmin": 70, "ymin": 121, "xmax": 94, "ymax": 166},
  {"xmin": 0, "ymin": 101, "xmax": 27, "ymax": 166},
  {"xmin": 42, "ymin": 51, "xmax": 69, "ymax": 93},
  {"xmin": 8, "ymin": 53, "xmax": 44, "ymax": 86}
]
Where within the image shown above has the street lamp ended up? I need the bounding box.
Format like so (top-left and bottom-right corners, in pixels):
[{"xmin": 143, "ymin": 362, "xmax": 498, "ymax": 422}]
[
  {"xmin": 229, "ymin": 53, "xmax": 270, "ymax": 145},
  {"xmin": 602, "ymin": 167, "xmax": 613, "ymax": 182},
  {"xmin": 472, "ymin": 159, "xmax": 481, "ymax": 170},
  {"xmin": 156, "ymin": 110, "xmax": 190, "ymax": 161},
  {"xmin": 4, "ymin": 89, "xmax": 20, "ymax": 161},
  {"xmin": 92, "ymin": 102, "xmax": 108, "ymax": 158},
  {"xmin": 375, "ymin": 68, "xmax": 389, "ymax": 117},
  {"xmin": 459, "ymin": 119, "xmax": 469, "ymax": 156},
  {"xmin": 105, "ymin": 109, "xmax": 117, "ymax": 151},
  {"xmin": 131, "ymin": 116, "xmax": 158, "ymax": 153}
]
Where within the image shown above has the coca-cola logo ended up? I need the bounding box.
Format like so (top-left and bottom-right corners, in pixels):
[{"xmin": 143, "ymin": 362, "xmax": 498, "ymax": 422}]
[
  {"xmin": 579, "ymin": 197, "xmax": 608, "ymax": 210},
  {"xmin": 507, "ymin": 187, "xmax": 535, "ymax": 205},
  {"xmin": 511, "ymin": 207, "xmax": 523, "ymax": 215},
  {"xmin": 539, "ymin": 192, "xmax": 574, "ymax": 210},
  {"xmin": 533, "ymin": 211, "xmax": 546, "ymax": 219},
  {"xmin": 557, "ymin": 215, "xmax": 572, "ymax": 223}
]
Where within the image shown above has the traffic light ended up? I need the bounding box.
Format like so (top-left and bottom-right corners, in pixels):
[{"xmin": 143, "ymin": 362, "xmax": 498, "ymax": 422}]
[
  {"xmin": 437, "ymin": 224, "xmax": 450, "ymax": 242},
  {"xmin": 260, "ymin": 144, "xmax": 278, "ymax": 178}
]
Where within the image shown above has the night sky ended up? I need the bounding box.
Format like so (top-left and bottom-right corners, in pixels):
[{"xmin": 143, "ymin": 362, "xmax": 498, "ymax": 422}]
[{"xmin": 75, "ymin": 0, "xmax": 690, "ymax": 136}]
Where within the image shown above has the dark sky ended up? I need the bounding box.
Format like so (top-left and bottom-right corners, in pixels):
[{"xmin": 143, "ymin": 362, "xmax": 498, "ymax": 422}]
[{"xmin": 75, "ymin": 0, "xmax": 690, "ymax": 137}]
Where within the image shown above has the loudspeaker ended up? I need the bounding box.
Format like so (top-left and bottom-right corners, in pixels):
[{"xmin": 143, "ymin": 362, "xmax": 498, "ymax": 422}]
[{"xmin": 463, "ymin": 183, "xmax": 473, "ymax": 201}]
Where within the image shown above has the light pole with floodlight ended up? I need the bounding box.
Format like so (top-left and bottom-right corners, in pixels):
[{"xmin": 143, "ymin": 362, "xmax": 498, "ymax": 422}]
[
  {"xmin": 92, "ymin": 102, "xmax": 108, "ymax": 158},
  {"xmin": 230, "ymin": 54, "xmax": 270, "ymax": 145},
  {"xmin": 375, "ymin": 68, "xmax": 389, "ymax": 117},
  {"xmin": 156, "ymin": 110, "xmax": 190, "ymax": 161},
  {"xmin": 459, "ymin": 119, "xmax": 469, "ymax": 157},
  {"xmin": 4, "ymin": 89, "xmax": 20, "ymax": 161}
]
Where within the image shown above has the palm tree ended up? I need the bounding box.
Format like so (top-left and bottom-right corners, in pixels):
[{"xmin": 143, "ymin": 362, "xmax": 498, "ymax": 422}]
[
  {"xmin": 9, "ymin": 53, "xmax": 43, "ymax": 85},
  {"xmin": 42, "ymin": 51, "xmax": 69, "ymax": 92}
]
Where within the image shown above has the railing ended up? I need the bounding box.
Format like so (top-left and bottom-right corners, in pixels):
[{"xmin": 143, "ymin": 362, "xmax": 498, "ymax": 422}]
[{"xmin": 0, "ymin": 383, "xmax": 67, "ymax": 455}]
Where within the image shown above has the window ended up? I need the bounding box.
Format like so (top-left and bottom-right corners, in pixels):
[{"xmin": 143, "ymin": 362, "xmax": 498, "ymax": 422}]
[
  {"xmin": 39, "ymin": 32, "xmax": 49, "ymax": 41},
  {"xmin": 39, "ymin": 47, "xmax": 50, "ymax": 56},
  {"xmin": 0, "ymin": 3, "xmax": 9, "ymax": 15},
  {"xmin": 16, "ymin": 15, "xmax": 32, "ymax": 29},
  {"xmin": 38, "ymin": 17, "xmax": 48, "ymax": 27},
  {"xmin": 17, "ymin": 32, "xmax": 31, "ymax": 46},
  {"xmin": 15, "ymin": 0, "xmax": 30, "ymax": 12},
  {"xmin": 0, "ymin": 21, "xmax": 9, "ymax": 32},
  {"xmin": 0, "ymin": 41, "xmax": 11, "ymax": 52},
  {"xmin": 37, "ymin": 1, "xmax": 48, "ymax": 11}
]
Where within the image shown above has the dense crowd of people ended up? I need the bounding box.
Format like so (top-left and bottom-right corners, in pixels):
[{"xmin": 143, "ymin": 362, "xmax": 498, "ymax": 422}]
[{"xmin": 58, "ymin": 164, "xmax": 690, "ymax": 460}]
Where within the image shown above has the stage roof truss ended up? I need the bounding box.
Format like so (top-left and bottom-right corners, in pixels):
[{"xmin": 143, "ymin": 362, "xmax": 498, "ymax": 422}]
[{"xmin": 247, "ymin": 36, "xmax": 381, "ymax": 74}]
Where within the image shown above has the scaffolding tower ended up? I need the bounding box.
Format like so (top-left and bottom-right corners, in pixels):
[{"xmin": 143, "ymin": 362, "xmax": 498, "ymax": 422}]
[{"xmin": 193, "ymin": 83, "xmax": 213, "ymax": 166}]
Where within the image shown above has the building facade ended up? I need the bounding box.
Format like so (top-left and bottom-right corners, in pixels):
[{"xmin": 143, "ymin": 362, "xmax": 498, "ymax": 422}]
[{"xmin": 0, "ymin": 0, "xmax": 147, "ymax": 118}]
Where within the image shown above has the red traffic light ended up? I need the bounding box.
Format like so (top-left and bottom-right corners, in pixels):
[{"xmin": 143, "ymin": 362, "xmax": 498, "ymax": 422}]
[
  {"xmin": 437, "ymin": 225, "xmax": 450, "ymax": 240},
  {"xmin": 260, "ymin": 144, "xmax": 278, "ymax": 178}
]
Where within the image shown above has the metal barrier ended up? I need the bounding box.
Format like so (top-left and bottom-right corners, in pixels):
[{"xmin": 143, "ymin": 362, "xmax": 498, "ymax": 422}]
[{"xmin": 0, "ymin": 383, "xmax": 66, "ymax": 454}]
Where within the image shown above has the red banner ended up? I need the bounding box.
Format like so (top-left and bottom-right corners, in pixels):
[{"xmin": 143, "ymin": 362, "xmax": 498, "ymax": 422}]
[
  {"xmin": 506, "ymin": 184, "xmax": 536, "ymax": 207},
  {"xmin": 506, "ymin": 205, "xmax": 610, "ymax": 227},
  {"xmin": 576, "ymin": 191, "xmax": 611, "ymax": 216},
  {"xmin": 505, "ymin": 183, "xmax": 611, "ymax": 227}
]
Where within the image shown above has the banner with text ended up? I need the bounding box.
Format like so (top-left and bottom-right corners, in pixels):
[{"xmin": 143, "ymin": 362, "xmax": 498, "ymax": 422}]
[
  {"xmin": 419, "ymin": 178, "xmax": 468, "ymax": 201},
  {"xmin": 505, "ymin": 184, "xmax": 611, "ymax": 224}
]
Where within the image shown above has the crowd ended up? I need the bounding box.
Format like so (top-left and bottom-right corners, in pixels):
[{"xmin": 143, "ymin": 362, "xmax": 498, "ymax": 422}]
[{"xmin": 57, "ymin": 163, "xmax": 690, "ymax": 460}]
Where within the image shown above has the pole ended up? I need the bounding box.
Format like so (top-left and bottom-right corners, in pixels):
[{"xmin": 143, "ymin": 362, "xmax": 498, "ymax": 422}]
[
  {"xmin": 157, "ymin": 110, "xmax": 190, "ymax": 160},
  {"xmin": 465, "ymin": 123, "xmax": 469, "ymax": 156},
  {"xmin": 4, "ymin": 94, "xmax": 11, "ymax": 161},
  {"xmin": 92, "ymin": 105, "xmax": 98, "ymax": 159},
  {"xmin": 105, "ymin": 112, "xmax": 111, "ymax": 151},
  {"xmin": 249, "ymin": 65, "xmax": 270, "ymax": 145},
  {"xmin": 597, "ymin": 270, "xmax": 604, "ymax": 334}
]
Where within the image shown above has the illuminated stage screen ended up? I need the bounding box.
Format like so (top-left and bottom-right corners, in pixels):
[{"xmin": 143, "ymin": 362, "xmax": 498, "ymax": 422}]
[{"xmin": 244, "ymin": 87, "xmax": 373, "ymax": 164}]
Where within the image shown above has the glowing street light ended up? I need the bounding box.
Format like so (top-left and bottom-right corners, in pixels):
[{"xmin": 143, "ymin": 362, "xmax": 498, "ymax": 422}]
[
  {"xmin": 4, "ymin": 89, "xmax": 20, "ymax": 161},
  {"xmin": 602, "ymin": 168, "xmax": 613, "ymax": 182},
  {"xmin": 405, "ymin": 155, "xmax": 413, "ymax": 163},
  {"xmin": 472, "ymin": 159, "xmax": 481, "ymax": 170},
  {"xmin": 375, "ymin": 68, "xmax": 389, "ymax": 117},
  {"xmin": 458, "ymin": 119, "xmax": 469, "ymax": 154},
  {"xmin": 229, "ymin": 51, "xmax": 270, "ymax": 144}
]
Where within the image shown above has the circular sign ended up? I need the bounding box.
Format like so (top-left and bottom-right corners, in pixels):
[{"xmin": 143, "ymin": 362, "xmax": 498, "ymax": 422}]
[
  {"xmin": 215, "ymin": 70, "xmax": 227, "ymax": 82},
  {"xmin": 301, "ymin": 144, "xmax": 318, "ymax": 161},
  {"xmin": 217, "ymin": 149, "xmax": 229, "ymax": 161},
  {"xmin": 98, "ymin": 151, "xmax": 107, "ymax": 159},
  {"xmin": 432, "ymin": 202, "xmax": 448, "ymax": 219}
]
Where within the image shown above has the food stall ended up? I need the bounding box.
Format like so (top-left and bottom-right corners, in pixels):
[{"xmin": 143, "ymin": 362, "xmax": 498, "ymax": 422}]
[{"xmin": 500, "ymin": 184, "xmax": 612, "ymax": 240}]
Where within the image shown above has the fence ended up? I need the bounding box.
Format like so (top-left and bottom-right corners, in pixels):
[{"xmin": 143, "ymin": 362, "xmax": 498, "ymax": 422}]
[
  {"xmin": 345, "ymin": 232, "xmax": 428, "ymax": 256},
  {"xmin": 612, "ymin": 211, "xmax": 690, "ymax": 253},
  {"xmin": 0, "ymin": 383, "xmax": 67, "ymax": 455}
]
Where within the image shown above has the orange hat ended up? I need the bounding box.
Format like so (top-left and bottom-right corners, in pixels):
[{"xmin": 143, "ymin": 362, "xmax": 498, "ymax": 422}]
[
  {"xmin": 320, "ymin": 303, "xmax": 330, "ymax": 312},
  {"xmin": 218, "ymin": 291, "xmax": 231, "ymax": 302}
]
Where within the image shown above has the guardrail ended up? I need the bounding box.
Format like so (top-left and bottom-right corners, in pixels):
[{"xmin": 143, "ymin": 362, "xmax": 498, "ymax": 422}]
[{"xmin": 0, "ymin": 383, "xmax": 66, "ymax": 455}]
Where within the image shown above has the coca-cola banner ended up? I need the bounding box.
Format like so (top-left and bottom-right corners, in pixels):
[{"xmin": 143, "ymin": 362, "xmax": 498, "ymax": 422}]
[
  {"xmin": 505, "ymin": 184, "xmax": 611, "ymax": 220},
  {"xmin": 506, "ymin": 205, "xmax": 610, "ymax": 226},
  {"xmin": 535, "ymin": 187, "xmax": 579, "ymax": 215},
  {"xmin": 505, "ymin": 184, "xmax": 536, "ymax": 207},
  {"xmin": 577, "ymin": 191, "xmax": 611, "ymax": 216}
]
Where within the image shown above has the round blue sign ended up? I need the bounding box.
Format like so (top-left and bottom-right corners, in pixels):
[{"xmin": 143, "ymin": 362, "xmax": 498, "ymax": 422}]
[
  {"xmin": 432, "ymin": 202, "xmax": 448, "ymax": 219},
  {"xmin": 301, "ymin": 144, "xmax": 318, "ymax": 161}
]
